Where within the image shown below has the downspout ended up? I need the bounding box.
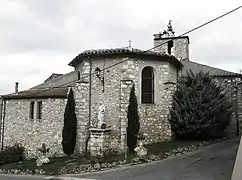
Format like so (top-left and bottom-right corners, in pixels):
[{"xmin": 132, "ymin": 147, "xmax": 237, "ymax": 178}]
[
  {"xmin": 1, "ymin": 98, "xmax": 6, "ymax": 151},
  {"xmin": 85, "ymin": 56, "xmax": 92, "ymax": 155}
]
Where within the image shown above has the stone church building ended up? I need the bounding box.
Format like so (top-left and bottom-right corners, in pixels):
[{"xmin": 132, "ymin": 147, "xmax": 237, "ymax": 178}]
[{"xmin": 0, "ymin": 22, "xmax": 241, "ymax": 159}]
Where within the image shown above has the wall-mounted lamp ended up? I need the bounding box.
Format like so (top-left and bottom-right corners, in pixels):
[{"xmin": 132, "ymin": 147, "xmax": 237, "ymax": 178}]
[
  {"xmin": 95, "ymin": 67, "xmax": 105, "ymax": 92},
  {"xmin": 95, "ymin": 67, "xmax": 101, "ymax": 78}
]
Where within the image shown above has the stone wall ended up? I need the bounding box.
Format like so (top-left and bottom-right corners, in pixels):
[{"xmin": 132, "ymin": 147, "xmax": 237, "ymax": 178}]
[
  {"xmin": 133, "ymin": 60, "xmax": 178, "ymax": 144},
  {"xmin": 119, "ymin": 79, "xmax": 134, "ymax": 151},
  {"xmin": 3, "ymin": 98, "xmax": 67, "ymax": 159},
  {"xmin": 73, "ymin": 81, "xmax": 90, "ymax": 155},
  {"xmin": 137, "ymin": 82, "xmax": 176, "ymax": 144},
  {"xmin": 2, "ymin": 81, "xmax": 97, "ymax": 159},
  {"xmin": 153, "ymin": 36, "xmax": 189, "ymax": 61},
  {"xmin": 237, "ymin": 83, "xmax": 242, "ymax": 130},
  {"xmin": 1, "ymin": 55, "xmax": 179, "ymax": 158},
  {"xmin": 75, "ymin": 56, "xmax": 179, "ymax": 153},
  {"xmin": 214, "ymin": 76, "xmax": 241, "ymax": 134},
  {"xmin": 88, "ymin": 128, "xmax": 112, "ymax": 156}
]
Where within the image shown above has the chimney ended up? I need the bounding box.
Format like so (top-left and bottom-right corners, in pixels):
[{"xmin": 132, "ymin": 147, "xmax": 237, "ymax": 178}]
[{"xmin": 15, "ymin": 82, "xmax": 19, "ymax": 93}]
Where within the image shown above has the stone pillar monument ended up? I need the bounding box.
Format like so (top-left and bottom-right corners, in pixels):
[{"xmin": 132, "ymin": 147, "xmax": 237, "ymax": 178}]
[{"xmin": 88, "ymin": 104, "xmax": 111, "ymax": 157}]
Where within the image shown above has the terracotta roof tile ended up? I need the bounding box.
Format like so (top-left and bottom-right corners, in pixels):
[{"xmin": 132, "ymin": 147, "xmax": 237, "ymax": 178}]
[{"xmin": 69, "ymin": 47, "xmax": 182, "ymax": 69}]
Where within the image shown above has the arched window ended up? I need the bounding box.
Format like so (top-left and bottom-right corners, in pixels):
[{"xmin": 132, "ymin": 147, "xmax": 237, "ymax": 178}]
[{"xmin": 142, "ymin": 66, "xmax": 154, "ymax": 104}]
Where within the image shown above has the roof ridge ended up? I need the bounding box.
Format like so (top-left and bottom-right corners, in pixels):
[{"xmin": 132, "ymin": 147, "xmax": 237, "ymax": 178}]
[
  {"xmin": 69, "ymin": 47, "xmax": 180, "ymax": 68},
  {"xmin": 80, "ymin": 47, "xmax": 159, "ymax": 52},
  {"xmin": 187, "ymin": 60, "xmax": 238, "ymax": 74},
  {"xmin": 30, "ymin": 70, "xmax": 76, "ymax": 90}
]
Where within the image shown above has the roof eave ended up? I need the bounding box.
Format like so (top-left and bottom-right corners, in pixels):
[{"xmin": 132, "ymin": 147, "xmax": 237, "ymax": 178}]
[
  {"xmin": 153, "ymin": 36, "xmax": 190, "ymax": 44},
  {"xmin": 69, "ymin": 52, "xmax": 182, "ymax": 69},
  {"xmin": 212, "ymin": 74, "xmax": 242, "ymax": 78},
  {"xmin": 2, "ymin": 94, "xmax": 68, "ymax": 100}
]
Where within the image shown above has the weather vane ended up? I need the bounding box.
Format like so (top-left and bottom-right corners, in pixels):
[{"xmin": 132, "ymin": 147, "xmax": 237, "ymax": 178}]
[
  {"xmin": 167, "ymin": 20, "xmax": 173, "ymax": 31},
  {"xmin": 128, "ymin": 40, "xmax": 132, "ymax": 48}
]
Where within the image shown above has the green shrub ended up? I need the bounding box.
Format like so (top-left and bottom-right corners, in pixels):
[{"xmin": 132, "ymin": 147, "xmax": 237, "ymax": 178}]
[
  {"xmin": 0, "ymin": 143, "xmax": 25, "ymax": 165},
  {"xmin": 169, "ymin": 70, "xmax": 233, "ymax": 140}
]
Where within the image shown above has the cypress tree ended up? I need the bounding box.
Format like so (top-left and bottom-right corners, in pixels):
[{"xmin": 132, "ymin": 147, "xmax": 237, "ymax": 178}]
[
  {"xmin": 127, "ymin": 84, "xmax": 140, "ymax": 152},
  {"xmin": 169, "ymin": 70, "xmax": 233, "ymax": 140},
  {"xmin": 61, "ymin": 88, "xmax": 77, "ymax": 157}
]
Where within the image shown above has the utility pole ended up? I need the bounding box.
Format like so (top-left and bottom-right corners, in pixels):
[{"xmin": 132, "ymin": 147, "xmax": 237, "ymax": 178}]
[
  {"xmin": 125, "ymin": 121, "xmax": 128, "ymax": 160},
  {"xmin": 85, "ymin": 56, "xmax": 92, "ymax": 155}
]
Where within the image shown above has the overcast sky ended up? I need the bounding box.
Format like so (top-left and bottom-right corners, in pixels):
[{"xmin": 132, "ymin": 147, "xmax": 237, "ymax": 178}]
[{"xmin": 0, "ymin": 0, "xmax": 241, "ymax": 94}]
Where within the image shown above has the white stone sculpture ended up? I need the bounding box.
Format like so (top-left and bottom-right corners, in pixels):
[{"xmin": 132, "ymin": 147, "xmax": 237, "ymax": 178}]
[
  {"xmin": 134, "ymin": 140, "xmax": 148, "ymax": 157},
  {"xmin": 36, "ymin": 143, "xmax": 50, "ymax": 167},
  {"xmin": 97, "ymin": 104, "xmax": 106, "ymax": 128},
  {"xmin": 36, "ymin": 155, "xmax": 50, "ymax": 167}
]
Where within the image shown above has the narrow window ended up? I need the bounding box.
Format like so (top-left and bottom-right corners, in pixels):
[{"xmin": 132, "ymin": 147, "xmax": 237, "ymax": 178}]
[
  {"xmin": 77, "ymin": 71, "xmax": 80, "ymax": 80},
  {"xmin": 142, "ymin": 66, "xmax": 154, "ymax": 104},
  {"xmin": 30, "ymin": 101, "xmax": 34, "ymax": 119},
  {"xmin": 37, "ymin": 101, "xmax": 42, "ymax": 119},
  {"xmin": 168, "ymin": 40, "xmax": 174, "ymax": 55}
]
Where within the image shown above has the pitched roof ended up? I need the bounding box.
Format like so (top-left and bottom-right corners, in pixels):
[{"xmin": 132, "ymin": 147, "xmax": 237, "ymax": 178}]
[
  {"xmin": 31, "ymin": 71, "xmax": 77, "ymax": 90},
  {"xmin": 181, "ymin": 60, "xmax": 241, "ymax": 77},
  {"xmin": 69, "ymin": 47, "xmax": 183, "ymax": 69},
  {"xmin": 44, "ymin": 73, "xmax": 63, "ymax": 83},
  {"xmin": 2, "ymin": 87, "xmax": 68, "ymax": 99}
]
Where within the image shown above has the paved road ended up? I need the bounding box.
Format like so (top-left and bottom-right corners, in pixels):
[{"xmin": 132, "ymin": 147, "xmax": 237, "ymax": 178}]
[
  {"xmin": 67, "ymin": 137, "xmax": 240, "ymax": 180},
  {"xmin": 0, "ymin": 174, "xmax": 46, "ymax": 180},
  {"xmin": 0, "ymin": 137, "xmax": 240, "ymax": 180}
]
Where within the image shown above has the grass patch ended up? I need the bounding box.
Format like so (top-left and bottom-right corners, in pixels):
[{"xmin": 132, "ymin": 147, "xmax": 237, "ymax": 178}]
[
  {"xmin": 146, "ymin": 140, "xmax": 200, "ymax": 155},
  {"xmin": 0, "ymin": 156, "xmax": 71, "ymax": 174},
  {"xmin": 0, "ymin": 140, "xmax": 199, "ymax": 174}
]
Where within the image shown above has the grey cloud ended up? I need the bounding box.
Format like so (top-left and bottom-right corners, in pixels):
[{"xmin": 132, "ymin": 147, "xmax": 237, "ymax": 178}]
[
  {"xmin": 22, "ymin": 0, "xmax": 74, "ymax": 23},
  {"xmin": 192, "ymin": 42, "xmax": 242, "ymax": 65},
  {"xmin": 0, "ymin": 0, "xmax": 242, "ymax": 94},
  {"xmin": 0, "ymin": 0, "xmax": 139, "ymax": 54}
]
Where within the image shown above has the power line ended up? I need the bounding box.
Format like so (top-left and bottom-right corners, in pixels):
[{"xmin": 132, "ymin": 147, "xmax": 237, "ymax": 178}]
[{"xmin": 11, "ymin": 5, "xmax": 242, "ymax": 98}]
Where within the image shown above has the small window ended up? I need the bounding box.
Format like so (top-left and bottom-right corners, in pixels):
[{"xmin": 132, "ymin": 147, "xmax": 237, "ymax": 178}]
[
  {"xmin": 168, "ymin": 40, "xmax": 173, "ymax": 55},
  {"xmin": 30, "ymin": 101, "xmax": 34, "ymax": 119},
  {"xmin": 37, "ymin": 101, "xmax": 42, "ymax": 119},
  {"xmin": 77, "ymin": 71, "xmax": 80, "ymax": 80}
]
